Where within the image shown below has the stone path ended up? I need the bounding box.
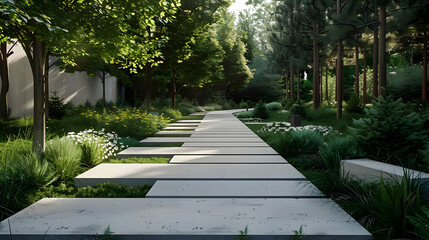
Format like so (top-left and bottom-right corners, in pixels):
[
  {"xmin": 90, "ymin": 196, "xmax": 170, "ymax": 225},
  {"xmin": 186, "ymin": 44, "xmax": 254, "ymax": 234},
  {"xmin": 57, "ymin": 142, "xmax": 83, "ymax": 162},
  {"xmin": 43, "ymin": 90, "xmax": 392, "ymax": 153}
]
[{"xmin": 0, "ymin": 109, "xmax": 371, "ymax": 239}]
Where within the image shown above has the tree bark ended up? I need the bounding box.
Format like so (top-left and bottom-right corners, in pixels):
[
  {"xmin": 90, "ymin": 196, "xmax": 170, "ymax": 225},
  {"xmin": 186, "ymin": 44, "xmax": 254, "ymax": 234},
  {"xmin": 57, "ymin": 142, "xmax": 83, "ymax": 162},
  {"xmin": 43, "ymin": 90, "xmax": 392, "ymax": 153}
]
[
  {"xmin": 373, "ymin": 24, "xmax": 379, "ymax": 98},
  {"xmin": 144, "ymin": 64, "xmax": 154, "ymax": 110},
  {"xmin": 378, "ymin": 4, "xmax": 387, "ymax": 97},
  {"xmin": 31, "ymin": 38, "xmax": 47, "ymax": 153},
  {"xmin": 290, "ymin": 62, "xmax": 294, "ymax": 101},
  {"xmin": 423, "ymin": 31, "xmax": 427, "ymax": 102},
  {"xmin": 312, "ymin": 16, "xmax": 320, "ymax": 109},
  {"xmin": 102, "ymin": 71, "xmax": 106, "ymax": 110},
  {"xmin": 336, "ymin": 0, "xmax": 343, "ymax": 119},
  {"xmin": 363, "ymin": 48, "xmax": 367, "ymax": 105},
  {"xmin": 171, "ymin": 69, "xmax": 177, "ymax": 109},
  {"xmin": 44, "ymin": 54, "xmax": 49, "ymax": 121},
  {"xmin": 0, "ymin": 42, "xmax": 10, "ymax": 120},
  {"xmin": 320, "ymin": 66, "xmax": 323, "ymax": 104},
  {"xmin": 325, "ymin": 65, "xmax": 328, "ymax": 101},
  {"xmin": 297, "ymin": 66, "xmax": 300, "ymax": 101},
  {"xmin": 355, "ymin": 44, "xmax": 359, "ymax": 97}
]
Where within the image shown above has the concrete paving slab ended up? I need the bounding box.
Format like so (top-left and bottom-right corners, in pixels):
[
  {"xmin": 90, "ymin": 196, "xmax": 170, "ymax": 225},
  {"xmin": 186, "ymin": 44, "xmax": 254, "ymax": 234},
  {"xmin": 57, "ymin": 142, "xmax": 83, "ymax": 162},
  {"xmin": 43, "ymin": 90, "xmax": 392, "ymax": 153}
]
[
  {"xmin": 164, "ymin": 126, "xmax": 198, "ymax": 130},
  {"xmin": 117, "ymin": 147, "xmax": 278, "ymax": 158},
  {"xmin": 190, "ymin": 135, "xmax": 260, "ymax": 138},
  {"xmin": 190, "ymin": 112, "xmax": 206, "ymax": 115},
  {"xmin": 191, "ymin": 131, "xmax": 256, "ymax": 135},
  {"xmin": 140, "ymin": 137, "xmax": 265, "ymax": 144},
  {"xmin": 168, "ymin": 123, "xmax": 199, "ymax": 127},
  {"xmin": 75, "ymin": 163, "xmax": 305, "ymax": 186},
  {"xmin": 169, "ymin": 155, "xmax": 288, "ymax": 164},
  {"xmin": 154, "ymin": 131, "xmax": 194, "ymax": 136},
  {"xmin": 176, "ymin": 120, "xmax": 202, "ymax": 123},
  {"xmin": 182, "ymin": 142, "xmax": 269, "ymax": 147},
  {"xmin": 0, "ymin": 198, "xmax": 372, "ymax": 239},
  {"xmin": 147, "ymin": 180, "xmax": 323, "ymax": 198}
]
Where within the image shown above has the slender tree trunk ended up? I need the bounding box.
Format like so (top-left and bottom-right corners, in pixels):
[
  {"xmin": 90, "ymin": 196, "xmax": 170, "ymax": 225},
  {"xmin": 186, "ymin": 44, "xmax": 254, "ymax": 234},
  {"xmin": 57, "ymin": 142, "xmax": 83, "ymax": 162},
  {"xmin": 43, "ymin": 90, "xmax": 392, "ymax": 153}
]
[
  {"xmin": 171, "ymin": 69, "xmax": 177, "ymax": 109},
  {"xmin": 363, "ymin": 49, "xmax": 367, "ymax": 105},
  {"xmin": 336, "ymin": 0, "xmax": 343, "ymax": 119},
  {"xmin": 286, "ymin": 72, "xmax": 289, "ymax": 100},
  {"xmin": 335, "ymin": 60, "xmax": 338, "ymax": 102},
  {"xmin": 44, "ymin": 54, "xmax": 49, "ymax": 121},
  {"xmin": 378, "ymin": 4, "xmax": 387, "ymax": 97},
  {"xmin": 373, "ymin": 24, "xmax": 379, "ymax": 98},
  {"xmin": 423, "ymin": 31, "xmax": 427, "ymax": 102},
  {"xmin": 144, "ymin": 64, "xmax": 153, "ymax": 110},
  {"xmin": 319, "ymin": 66, "xmax": 323, "ymax": 104},
  {"xmin": 297, "ymin": 67, "xmax": 300, "ymax": 101},
  {"xmin": 312, "ymin": 18, "xmax": 320, "ymax": 109},
  {"xmin": 102, "ymin": 71, "xmax": 106, "ymax": 110},
  {"xmin": 325, "ymin": 65, "xmax": 328, "ymax": 101},
  {"xmin": 0, "ymin": 42, "xmax": 10, "ymax": 120},
  {"xmin": 30, "ymin": 38, "xmax": 47, "ymax": 153},
  {"xmin": 355, "ymin": 44, "xmax": 359, "ymax": 97},
  {"xmin": 290, "ymin": 62, "xmax": 294, "ymax": 101}
]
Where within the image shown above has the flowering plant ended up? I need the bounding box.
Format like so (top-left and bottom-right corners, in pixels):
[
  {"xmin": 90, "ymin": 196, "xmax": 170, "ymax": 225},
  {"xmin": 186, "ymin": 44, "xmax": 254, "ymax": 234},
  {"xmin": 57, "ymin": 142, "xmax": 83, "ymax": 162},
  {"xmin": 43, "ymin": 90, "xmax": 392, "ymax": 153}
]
[{"xmin": 259, "ymin": 122, "xmax": 338, "ymax": 136}]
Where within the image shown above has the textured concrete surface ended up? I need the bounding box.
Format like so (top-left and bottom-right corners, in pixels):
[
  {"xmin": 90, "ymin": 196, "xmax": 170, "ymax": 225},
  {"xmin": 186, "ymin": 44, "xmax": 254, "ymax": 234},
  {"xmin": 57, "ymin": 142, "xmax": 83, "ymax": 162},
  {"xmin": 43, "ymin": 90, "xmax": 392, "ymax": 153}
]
[
  {"xmin": 147, "ymin": 180, "xmax": 323, "ymax": 198},
  {"xmin": 181, "ymin": 142, "xmax": 269, "ymax": 147},
  {"xmin": 342, "ymin": 159, "xmax": 429, "ymax": 183},
  {"xmin": 169, "ymin": 155, "xmax": 288, "ymax": 164},
  {"xmin": 176, "ymin": 120, "xmax": 202, "ymax": 123},
  {"xmin": 154, "ymin": 131, "xmax": 194, "ymax": 136},
  {"xmin": 0, "ymin": 198, "xmax": 372, "ymax": 239},
  {"xmin": 168, "ymin": 123, "xmax": 199, "ymax": 127},
  {"xmin": 164, "ymin": 126, "xmax": 198, "ymax": 130},
  {"xmin": 117, "ymin": 147, "xmax": 278, "ymax": 158},
  {"xmin": 140, "ymin": 137, "xmax": 265, "ymax": 144},
  {"xmin": 75, "ymin": 163, "xmax": 305, "ymax": 186}
]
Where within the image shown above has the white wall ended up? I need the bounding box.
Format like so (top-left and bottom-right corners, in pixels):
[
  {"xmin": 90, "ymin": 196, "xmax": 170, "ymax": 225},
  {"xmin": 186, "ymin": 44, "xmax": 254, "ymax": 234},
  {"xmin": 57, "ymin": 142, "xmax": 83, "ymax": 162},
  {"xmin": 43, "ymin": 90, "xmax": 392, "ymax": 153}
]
[{"xmin": 2, "ymin": 42, "xmax": 118, "ymax": 118}]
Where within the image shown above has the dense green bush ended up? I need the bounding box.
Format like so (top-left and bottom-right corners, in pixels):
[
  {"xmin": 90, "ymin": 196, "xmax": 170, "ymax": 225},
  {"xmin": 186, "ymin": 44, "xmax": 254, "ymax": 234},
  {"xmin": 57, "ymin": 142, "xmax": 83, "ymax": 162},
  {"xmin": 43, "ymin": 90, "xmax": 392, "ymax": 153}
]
[
  {"xmin": 269, "ymin": 130, "xmax": 324, "ymax": 158},
  {"xmin": 350, "ymin": 96, "xmax": 428, "ymax": 163},
  {"xmin": 345, "ymin": 94, "xmax": 364, "ymax": 114},
  {"xmin": 156, "ymin": 108, "xmax": 182, "ymax": 121},
  {"xmin": 75, "ymin": 182, "xmax": 150, "ymax": 198},
  {"xmin": 45, "ymin": 137, "xmax": 82, "ymax": 181},
  {"xmin": 152, "ymin": 97, "xmax": 171, "ymax": 109},
  {"xmin": 253, "ymin": 102, "xmax": 268, "ymax": 119},
  {"xmin": 319, "ymin": 136, "xmax": 366, "ymax": 162},
  {"xmin": 236, "ymin": 110, "xmax": 254, "ymax": 118},
  {"xmin": 49, "ymin": 92, "xmax": 66, "ymax": 119},
  {"xmin": 290, "ymin": 101, "xmax": 307, "ymax": 117},
  {"xmin": 204, "ymin": 103, "xmax": 222, "ymax": 111},
  {"xmin": 239, "ymin": 100, "xmax": 249, "ymax": 109},
  {"xmin": 265, "ymin": 102, "xmax": 282, "ymax": 111},
  {"xmin": 307, "ymin": 107, "xmax": 335, "ymax": 120}
]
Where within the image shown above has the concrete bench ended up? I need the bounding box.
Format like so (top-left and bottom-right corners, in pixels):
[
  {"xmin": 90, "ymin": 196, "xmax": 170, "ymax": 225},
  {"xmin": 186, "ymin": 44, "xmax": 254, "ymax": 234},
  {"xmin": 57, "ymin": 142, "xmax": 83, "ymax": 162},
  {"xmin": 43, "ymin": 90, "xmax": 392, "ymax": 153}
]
[
  {"xmin": 342, "ymin": 159, "xmax": 429, "ymax": 184},
  {"xmin": 75, "ymin": 163, "xmax": 305, "ymax": 186}
]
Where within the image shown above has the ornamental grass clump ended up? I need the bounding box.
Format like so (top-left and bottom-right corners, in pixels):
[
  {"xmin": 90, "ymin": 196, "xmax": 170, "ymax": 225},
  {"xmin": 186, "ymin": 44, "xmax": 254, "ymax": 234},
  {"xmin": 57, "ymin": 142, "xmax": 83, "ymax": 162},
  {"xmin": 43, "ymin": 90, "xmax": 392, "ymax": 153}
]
[
  {"xmin": 45, "ymin": 136, "xmax": 82, "ymax": 182},
  {"xmin": 67, "ymin": 129, "xmax": 127, "ymax": 167}
]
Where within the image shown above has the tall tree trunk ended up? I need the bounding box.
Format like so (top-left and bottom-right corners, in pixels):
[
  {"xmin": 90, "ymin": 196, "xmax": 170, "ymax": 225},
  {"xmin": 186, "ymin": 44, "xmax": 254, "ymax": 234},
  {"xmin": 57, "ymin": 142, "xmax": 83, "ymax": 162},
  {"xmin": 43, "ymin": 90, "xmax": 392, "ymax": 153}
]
[
  {"xmin": 336, "ymin": 0, "xmax": 343, "ymax": 119},
  {"xmin": 325, "ymin": 65, "xmax": 328, "ymax": 101},
  {"xmin": 297, "ymin": 67, "xmax": 300, "ymax": 101},
  {"xmin": 44, "ymin": 54, "xmax": 49, "ymax": 121},
  {"xmin": 335, "ymin": 60, "xmax": 338, "ymax": 102},
  {"xmin": 0, "ymin": 42, "xmax": 10, "ymax": 120},
  {"xmin": 285, "ymin": 72, "xmax": 289, "ymax": 100},
  {"xmin": 102, "ymin": 71, "xmax": 106, "ymax": 110},
  {"xmin": 378, "ymin": 4, "xmax": 387, "ymax": 97},
  {"xmin": 355, "ymin": 44, "xmax": 359, "ymax": 97},
  {"xmin": 290, "ymin": 62, "xmax": 294, "ymax": 101},
  {"xmin": 30, "ymin": 38, "xmax": 47, "ymax": 153},
  {"xmin": 423, "ymin": 31, "xmax": 427, "ymax": 102},
  {"xmin": 171, "ymin": 69, "xmax": 177, "ymax": 108},
  {"xmin": 363, "ymin": 48, "xmax": 367, "ymax": 105},
  {"xmin": 312, "ymin": 18, "xmax": 320, "ymax": 109},
  {"xmin": 144, "ymin": 64, "xmax": 153, "ymax": 110},
  {"xmin": 373, "ymin": 24, "xmax": 379, "ymax": 98},
  {"xmin": 320, "ymin": 66, "xmax": 323, "ymax": 104}
]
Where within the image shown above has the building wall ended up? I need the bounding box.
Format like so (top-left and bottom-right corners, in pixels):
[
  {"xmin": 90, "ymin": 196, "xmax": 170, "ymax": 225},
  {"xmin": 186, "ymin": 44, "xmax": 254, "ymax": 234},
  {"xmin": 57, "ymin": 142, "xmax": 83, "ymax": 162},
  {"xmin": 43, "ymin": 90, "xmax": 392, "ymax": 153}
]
[{"xmin": 2, "ymin": 42, "xmax": 118, "ymax": 118}]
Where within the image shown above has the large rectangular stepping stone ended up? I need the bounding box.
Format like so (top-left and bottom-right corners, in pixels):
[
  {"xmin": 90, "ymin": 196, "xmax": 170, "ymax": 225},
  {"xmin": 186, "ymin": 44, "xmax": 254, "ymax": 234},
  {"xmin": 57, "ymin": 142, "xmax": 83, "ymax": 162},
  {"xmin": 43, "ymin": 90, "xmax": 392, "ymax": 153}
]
[
  {"xmin": 147, "ymin": 180, "xmax": 323, "ymax": 198},
  {"xmin": 117, "ymin": 147, "xmax": 278, "ymax": 158},
  {"xmin": 169, "ymin": 155, "xmax": 288, "ymax": 164},
  {"xmin": 140, "ymin": 137, "xmax": 265, "ymax": 144},
  {"xmin": 0, "ymin": 198, "xmax": 372, "ymax": 239},
  {"xmin": 155, "ymin": 131, "xmax": 194, "ymax": 136},
  {"xmin": 190, "ymin": 135, "xmax": 260, "ymax": 138},
  {"xmin": 164, "ymin": 126, "xmax": 197, "ymax": 130},
  {"xmin": 75, "ymin": 163, "xmax": 304, "ymax": 186},
  {"xmin": 182, "ymin": 142, "xmax": 269, "ymax": 147},
  {"xmin": 176, "ymin": 120, "xmax": 202, "ymax": 123},
  {"xmin": 168, "ymin": 123, "xmax": 199, "ymax": 127}
]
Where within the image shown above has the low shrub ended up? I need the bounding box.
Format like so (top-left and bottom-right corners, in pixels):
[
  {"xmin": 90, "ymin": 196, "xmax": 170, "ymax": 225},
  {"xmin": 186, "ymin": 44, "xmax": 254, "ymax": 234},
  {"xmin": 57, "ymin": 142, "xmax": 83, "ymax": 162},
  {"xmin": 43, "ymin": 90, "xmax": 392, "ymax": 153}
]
[
  {"xmin": 290, "ymin": 101, "xmax": 307, "ymax": 117},
  {"xmin": 45, "ymin": 137, "xmax": 82, "ymax": 182},
  {"xmin": 204, "ymin": 103, "xmax": 222, "ymax": 111},
  {"xmin": 253, "ymin": 102, "xmax": 269, "ymax": 119},
  {"xmin": 178, "ymin": 106, "xmax": 195, "ymax": 116},
  {"xmin": 345, "ymin": 94, "xmax": 364, "ymax": 114},
  {"xmin": 239, "ymin": 101, "xmax": 249, "ymax": 109},
  {"xmin": 307, "ymin": 107, "xmax": 335, "ymax": 121},
  {"xmin": 49, "ymin": 92, "xmax": 66, "ymax": 119},
  {"xmin": 152, "ymin": 97, "xmax": 171, "ymax": 109},
  {"xmin": 265, "ymin": 102, "xmax": 282, "ymax": 111},
  {"xmin": 268, "ymin": 130, "xmax": 324, "ymax": 158},
  {"xmin": 236, "ymin": 111, "xmax": 254, "ymax": 118},
  {"xmin": 222, "ymin": 100, "xmax": 238, "ymax": 110},
  {"xmin": 156, "ymin": 108, "xmax": 182, "ymax": 121}
]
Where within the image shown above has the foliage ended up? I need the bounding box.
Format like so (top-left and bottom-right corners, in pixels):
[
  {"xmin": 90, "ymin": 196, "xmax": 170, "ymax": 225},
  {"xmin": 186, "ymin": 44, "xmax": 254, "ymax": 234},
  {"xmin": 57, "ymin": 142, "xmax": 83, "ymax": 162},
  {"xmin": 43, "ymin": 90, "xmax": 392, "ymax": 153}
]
[
  {"xmin": 236, "ymin": 111, "xmax": 254, "ymax": 118},
  {"xmin": 419, "ymin": 143, "xmax": 429, "ymax": 172},
  {"xmin": 319, "ymin": 137, "xmax": 366, "ymax": 161},
  {"xmin": 75, "ymin": 182, "xmax": 150, "ymax": 198},
  {"xmin": 105, "ymin": 157, "xmax": 170, "ymax": 164},
  {"xmin": 48, "ymin": 92, "xmax": 67, "ymax": 119},
  {"xmin": 45, "ymin": 137, "xmax": 82, "ymax": 182},
  {"xmin": 408, "ymin": 205, "xmax": 429, "ymax": 239},
  {"xmin": 350, "ymin": 96, "xmax": 428, "ymax": 163},
  {"xmin": 239, "ymin": 101, "xmax": 249, "ymax": 109},
  {"xmin": 259, "ymin": 122, "xmax": 336, "ymax": 136},
  {"xmin": 235, "ymin": 225, "xmax": 249, "ymax": 240},
  {"xmin": 345, "ymin": 94, "xmax": 364, "ymax": 114},
  {"xmin": 387, "ymin": 65, "xmax": 426, "ymax": 101},
  {"xmin": 265, "ymin": 102, "xmax": 282, "ymax": 111},
  {"xmin": 265, "ymin": 130, "xmax": 324, "ymax": 158},
  {"xmin": 253, "ymin": 102, "xmax": 269, "ymax": 119},
  {"xmin": 156, "ymin": 108, "xmax": 182, "ymax": 121},
  {"xmin": 290, "ymin": 101, "xmax": 307, "ymax": 117},
  {"xmin": 222, "ymin": 100, "xmax": 238, "ymax": 110}
]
